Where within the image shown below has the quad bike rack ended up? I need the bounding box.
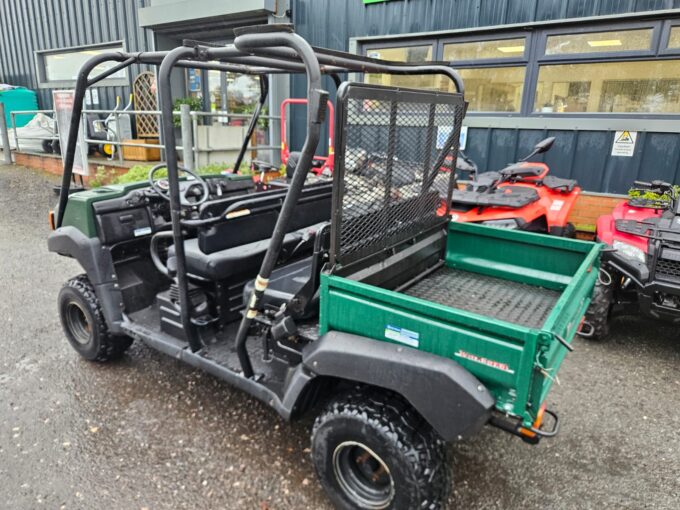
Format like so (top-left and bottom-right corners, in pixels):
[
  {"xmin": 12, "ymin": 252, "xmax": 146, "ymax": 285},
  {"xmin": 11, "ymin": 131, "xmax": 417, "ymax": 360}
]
[{"xmin": 54, "ymin": 24, "xmax": 465, "ymax": 379}]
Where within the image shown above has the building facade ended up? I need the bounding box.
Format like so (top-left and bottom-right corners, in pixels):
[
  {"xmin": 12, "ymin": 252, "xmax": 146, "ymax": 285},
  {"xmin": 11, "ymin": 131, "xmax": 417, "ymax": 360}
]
[{"xmin": 2, "ymin": 0, "xmax": 680, "ymax": 193}]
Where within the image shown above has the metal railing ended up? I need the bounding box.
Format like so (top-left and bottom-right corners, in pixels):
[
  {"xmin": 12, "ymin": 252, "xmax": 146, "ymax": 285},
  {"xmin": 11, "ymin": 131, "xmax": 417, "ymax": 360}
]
[{"xmin": 0, "ymin": 103, "xmax": 280, "ymax": 170}]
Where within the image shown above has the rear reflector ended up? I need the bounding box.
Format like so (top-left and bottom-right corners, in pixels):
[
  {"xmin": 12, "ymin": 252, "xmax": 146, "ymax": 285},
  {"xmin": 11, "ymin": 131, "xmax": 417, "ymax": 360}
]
[{"xmin": 48, "ymin": 210, "xmax": 56, "ymax": 230}]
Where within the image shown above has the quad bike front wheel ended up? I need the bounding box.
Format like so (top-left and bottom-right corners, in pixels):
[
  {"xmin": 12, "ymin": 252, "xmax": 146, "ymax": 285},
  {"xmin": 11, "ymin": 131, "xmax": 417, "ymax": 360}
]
[
  {"xmin": 311, "ymin": 389, "xmax": 450, "ymax": 509},
  {"xmin": 579, "ymin": 277, "xmax": 613, "ymax": 341},
  {"xmin": 58, "ymin": 275, "xmax": 133, "ymax": 361}
]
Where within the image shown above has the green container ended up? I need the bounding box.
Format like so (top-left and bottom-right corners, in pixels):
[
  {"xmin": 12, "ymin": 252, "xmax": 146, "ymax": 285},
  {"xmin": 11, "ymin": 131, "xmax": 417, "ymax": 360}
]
[
  {"xmin": 319, "ymin": 221, "xmax": 602, "ymax": 427},
  {"xmin": 0, "ymin": 87, "xmax": 39, "ymax": 127}
]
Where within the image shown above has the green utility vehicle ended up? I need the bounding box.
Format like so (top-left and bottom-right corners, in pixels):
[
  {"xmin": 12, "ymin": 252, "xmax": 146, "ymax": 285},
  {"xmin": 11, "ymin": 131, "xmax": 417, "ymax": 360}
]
[{"xmin": 48, "ymin": 26, "xmax": 600, "ymax": 509}]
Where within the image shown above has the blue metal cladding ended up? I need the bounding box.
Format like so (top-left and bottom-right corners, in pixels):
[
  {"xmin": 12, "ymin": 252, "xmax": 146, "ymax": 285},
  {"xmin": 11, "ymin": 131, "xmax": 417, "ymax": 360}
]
[
  {"xmin": 292, "ymin": 0, "xmax": 680, "ymax": 193},
  {"xmin": 464, "ymin": 128, "xmax": 680, "ymax": 194},
  {"xmin": 0, "ymin": 0, "xmax": 153, "ymax": 111}
]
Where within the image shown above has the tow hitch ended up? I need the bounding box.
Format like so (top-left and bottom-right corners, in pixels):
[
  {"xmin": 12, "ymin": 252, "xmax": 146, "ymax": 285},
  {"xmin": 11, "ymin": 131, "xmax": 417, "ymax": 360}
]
[{"xmin": 489, "ymin": 405, "xmax": 560, "ymax": 444}]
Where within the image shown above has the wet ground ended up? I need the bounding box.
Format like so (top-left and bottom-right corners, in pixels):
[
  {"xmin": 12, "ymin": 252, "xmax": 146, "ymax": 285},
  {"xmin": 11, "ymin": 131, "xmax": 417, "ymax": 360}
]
[{"xmin": 1, "ymin": 163, "xmax": 678, "ymax": 509}]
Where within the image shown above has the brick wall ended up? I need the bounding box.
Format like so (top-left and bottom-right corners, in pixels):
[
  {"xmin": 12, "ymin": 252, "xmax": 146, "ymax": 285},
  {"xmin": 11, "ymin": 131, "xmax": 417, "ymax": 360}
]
[
  {"xmin": 570, "ymin": 193, "xmax": 625, "ymax": 232},
  {"xmin": 14, "ymin": 152, "xmax": 129, "ymax": 185}
]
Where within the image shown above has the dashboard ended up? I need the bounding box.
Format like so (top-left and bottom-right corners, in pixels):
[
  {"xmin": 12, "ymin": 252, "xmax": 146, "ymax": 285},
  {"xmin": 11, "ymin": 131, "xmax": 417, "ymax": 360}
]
[{"xmin": 91, "ymin": 176, "xmax": 254, "ymax": 245}]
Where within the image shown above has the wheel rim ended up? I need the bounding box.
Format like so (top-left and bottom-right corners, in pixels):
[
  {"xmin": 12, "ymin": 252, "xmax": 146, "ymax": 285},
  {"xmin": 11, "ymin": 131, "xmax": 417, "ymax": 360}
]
[
  {"xmin": 332, "ymin": 441, "xmax": 395, "ymax": 509},
  {"xmin": 64, "ymin": 302, "xmax": 91, "ymax": 345}
]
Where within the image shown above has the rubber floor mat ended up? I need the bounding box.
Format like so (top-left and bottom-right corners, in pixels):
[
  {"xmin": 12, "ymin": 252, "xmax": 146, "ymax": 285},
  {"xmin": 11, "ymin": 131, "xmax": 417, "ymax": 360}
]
[{"xmin": 403, "ymin": 266, "xmax": 560, "ymax": 329}]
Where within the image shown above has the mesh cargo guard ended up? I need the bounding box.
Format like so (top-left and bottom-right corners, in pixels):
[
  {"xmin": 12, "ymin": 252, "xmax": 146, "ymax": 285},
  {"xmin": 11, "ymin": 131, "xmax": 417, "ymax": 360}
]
[{"xmin": 329, "ymin": 83, "xmax": 466, "ymax": 269}]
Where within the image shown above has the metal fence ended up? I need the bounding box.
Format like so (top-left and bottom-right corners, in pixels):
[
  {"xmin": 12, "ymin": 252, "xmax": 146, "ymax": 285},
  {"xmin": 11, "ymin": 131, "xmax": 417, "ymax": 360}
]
[{"xmin": 0, "ymin": 102, "xmax": 280, "ymax": 171}]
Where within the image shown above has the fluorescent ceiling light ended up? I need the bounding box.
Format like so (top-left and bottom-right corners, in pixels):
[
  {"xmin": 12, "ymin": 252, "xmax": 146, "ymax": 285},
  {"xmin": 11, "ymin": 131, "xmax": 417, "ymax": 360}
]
[
  {"xmin": 497, "ymin": 45, "xmax": 525, "ymax": 53},
  {"xmin": 587, "ymin": 39, "xmax": 622, "ymax": 47}
]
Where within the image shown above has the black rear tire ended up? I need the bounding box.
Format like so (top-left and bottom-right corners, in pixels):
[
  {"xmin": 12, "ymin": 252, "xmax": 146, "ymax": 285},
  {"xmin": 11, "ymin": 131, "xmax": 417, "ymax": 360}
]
[
  {"xmin": 562, "ymin": 222, "xmax": 576, "ymax": 238},
  {"xmin": 311, "ymin": 389, "xmax": 450, "ymax": 510},
  {"xmin": 58, "ymin": 275, "xmax": 132, "ymax": 361},
  {"xmin": 580, "ymin": 277, "xmax": 613, "ymax": 341}
]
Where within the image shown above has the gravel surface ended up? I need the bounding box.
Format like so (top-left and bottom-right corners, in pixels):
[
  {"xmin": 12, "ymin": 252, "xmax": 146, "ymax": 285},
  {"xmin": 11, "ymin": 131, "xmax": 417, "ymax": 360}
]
[{"xmin": 1, "ymin": 164, "xmax": 678, "ymax": 509}]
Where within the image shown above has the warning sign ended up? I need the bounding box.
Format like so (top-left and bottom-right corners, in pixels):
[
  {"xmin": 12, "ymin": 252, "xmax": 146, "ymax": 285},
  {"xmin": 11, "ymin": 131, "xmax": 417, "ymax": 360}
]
[{"xmin": 611, "ymin": 130, "xmax": 637, "ymax": 157}]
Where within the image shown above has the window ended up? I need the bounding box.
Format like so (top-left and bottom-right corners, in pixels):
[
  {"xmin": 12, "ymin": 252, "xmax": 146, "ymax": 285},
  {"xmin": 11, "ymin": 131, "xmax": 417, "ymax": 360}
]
[
  {"xmin": 457, "ymin": 67, "xmax": 525, "ymax": 112},
  {"xmin": 545, "ymin": 28, "xmax": 653, "ymax": 55},
  {"xmin": 443, "ymin": 38, "xmax": 526, "ymax": 61},
  {"xmin": 36, "ymin": 42, "xmax": 126, "ymax": 87},
  {"xmin": 365, "ymin": 44, "xmax": 437, "ymax": 89},
  {"xmin": 669, "ymin": 26, "xmax": 680, "ymax": 49},
  {"xmin": 359, "ymin": 18, "xmax": 680, "ymax": 118},
  {"xmin": 534, "ymin": 60, "xmax": 680, "ymax": 114},
  {"xmin": 205, "ymin": 70, "xmax": 261, "ymax": 125}
]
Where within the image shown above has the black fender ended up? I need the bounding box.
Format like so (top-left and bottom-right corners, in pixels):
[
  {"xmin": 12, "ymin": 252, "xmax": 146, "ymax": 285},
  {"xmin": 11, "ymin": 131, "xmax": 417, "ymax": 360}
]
[
  {"xmin": 292, "ymin": 331, "xmax": 495, "ymax": 441},
  {"xmin": 47, "ymin": 226, "xmax": 124, "ymax": 333}
]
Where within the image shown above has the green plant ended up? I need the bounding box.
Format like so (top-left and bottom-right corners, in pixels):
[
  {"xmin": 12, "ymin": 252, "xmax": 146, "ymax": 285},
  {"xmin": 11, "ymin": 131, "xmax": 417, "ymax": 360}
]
[
  {"xmin": 89, "ymin": 162, "xmax": 237, "ymax": 188},
  {"xmin": 89, "ymin": 165, "xmax": 116, "ymax": 188},
  {"xmin": 628, "ymin": 185, "xmax": 680, "ymax": 201},
  {"xmin": 172, "ymin": 96, "xmax": 203, "ymax": 127}
]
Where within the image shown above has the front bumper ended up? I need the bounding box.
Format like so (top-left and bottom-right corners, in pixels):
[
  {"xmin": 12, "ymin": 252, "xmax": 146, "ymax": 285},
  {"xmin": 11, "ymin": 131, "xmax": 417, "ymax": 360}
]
[{"xmin": 604, "ymin": 249, "xmax": 680, "ymax": 322}]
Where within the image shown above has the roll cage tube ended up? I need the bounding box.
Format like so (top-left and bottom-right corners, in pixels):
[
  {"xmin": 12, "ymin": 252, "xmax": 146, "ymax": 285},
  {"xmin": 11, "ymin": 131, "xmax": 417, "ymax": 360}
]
[
  {"xmin": 57, "ymin": 26, "xmax": 466, "ymax": 377},
  {"xmin": 229, "ymin": 28, "xmax": 328, "ymax": 379},
  {"xmin": 55, "ymin": 52, "xmax": 286, "ymax": 228},
  {"xmin": 157, "ymin": 45, "xmax": 204, "ymax": 352},
  {"xmin": 56, "ymin": 52, "xmax": 130, "ymax": 228},
  {"xmin": 233, "ymin": 75, "xmax": 268, "ymax": 173}
]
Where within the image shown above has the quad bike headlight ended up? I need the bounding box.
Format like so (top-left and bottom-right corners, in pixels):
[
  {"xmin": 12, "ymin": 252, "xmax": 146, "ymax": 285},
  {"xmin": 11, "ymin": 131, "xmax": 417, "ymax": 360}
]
[
  {"xmin": 481, "ymin": 219, "xmax": 518, "ymax": 229},
  {"xmin": 612, "ymin": 240, "xmax": 646, "ymax": 263}
]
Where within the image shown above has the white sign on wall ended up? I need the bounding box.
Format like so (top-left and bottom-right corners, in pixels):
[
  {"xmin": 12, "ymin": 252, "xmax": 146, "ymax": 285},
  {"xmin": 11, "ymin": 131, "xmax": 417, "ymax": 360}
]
[
  {"xmin": 53, "ymin": 90, "xmax": 89, "ymax": 176},
  {"xmin": 436, "ymin": 125, "xmax": 468, "ymax": 151},
  {"xmin": 611, "ymin": 130, "xmax": 637, "ymax": 157}
]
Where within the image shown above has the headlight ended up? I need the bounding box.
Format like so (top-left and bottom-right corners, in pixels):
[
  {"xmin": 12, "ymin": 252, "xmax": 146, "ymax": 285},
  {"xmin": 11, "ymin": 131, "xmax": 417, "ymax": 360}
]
[
  {"xmin": 613, "ymin": 240, "xmax": 646, "ymax": 263},
  {"xmin": 481, "ymin": 219, "xmax": 518, "ymax": 229}
]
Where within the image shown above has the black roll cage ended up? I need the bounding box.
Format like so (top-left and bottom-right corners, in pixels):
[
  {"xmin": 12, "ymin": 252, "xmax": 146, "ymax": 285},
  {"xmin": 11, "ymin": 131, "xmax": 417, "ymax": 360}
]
[{"xmin": 55, "ymin": 24, "xmax": 465, "ymax": 378}]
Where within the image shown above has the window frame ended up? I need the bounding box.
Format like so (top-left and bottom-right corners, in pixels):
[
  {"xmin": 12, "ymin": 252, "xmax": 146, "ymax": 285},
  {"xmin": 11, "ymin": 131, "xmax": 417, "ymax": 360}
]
[
  {"xmin": 34, "ymin": 40, "xmax": 128, "ymax": 89},
  {"xmin": 660, "ymin": 20, "xmax": 680, "ymax": 55},
  {"xmin": 361, "ymin": 39, "xmax": 437, "ymax": 64},
  {"xmin": 358, "ymin": 16, "xmax": 680, "ymax": 120},
  {"xmin": 535, "ymin": 22, "xmax": 660, "ymax": 62},
  {"xmin": 437, "ymin": 32, "xmax": 529, "ymax": 65}
]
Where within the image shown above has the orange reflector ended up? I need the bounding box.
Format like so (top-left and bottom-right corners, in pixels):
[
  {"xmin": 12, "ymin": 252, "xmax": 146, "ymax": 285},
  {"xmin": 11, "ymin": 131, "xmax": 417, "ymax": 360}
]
[
  {"xmin": 519, "ymin": 404, "xmax": 546, "ymax": 439},
  {"xmin": 48, "ymin": 210, "xmax": 56, "ymax": 230}
]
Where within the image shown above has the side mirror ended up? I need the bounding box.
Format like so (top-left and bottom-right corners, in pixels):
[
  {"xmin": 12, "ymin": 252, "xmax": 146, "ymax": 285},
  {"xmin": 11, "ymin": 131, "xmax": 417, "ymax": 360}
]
[
  {"xmin": 520, "ymin": 137, "xmax": 556, "ymax": 161},
  {"xmin": 534, "ymin": 137, "xmax": 555, "ymax": 154}
]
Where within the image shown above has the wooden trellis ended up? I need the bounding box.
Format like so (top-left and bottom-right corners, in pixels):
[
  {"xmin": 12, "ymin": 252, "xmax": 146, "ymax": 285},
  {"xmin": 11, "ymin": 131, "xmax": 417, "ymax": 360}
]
[{"xmin": 133, "ymin": 72, "xmax": 159, "ymax": 138}]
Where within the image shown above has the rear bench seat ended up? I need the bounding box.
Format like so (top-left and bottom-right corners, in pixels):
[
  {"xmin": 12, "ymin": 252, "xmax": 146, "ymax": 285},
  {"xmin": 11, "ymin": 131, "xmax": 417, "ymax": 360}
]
[
  {"xmin": 167, "ymin": 183, "xmax": 332, "ymax": 281},
  {"xmin": 168, "ymin": 224, "xmax": 322, "ymax": 280}
]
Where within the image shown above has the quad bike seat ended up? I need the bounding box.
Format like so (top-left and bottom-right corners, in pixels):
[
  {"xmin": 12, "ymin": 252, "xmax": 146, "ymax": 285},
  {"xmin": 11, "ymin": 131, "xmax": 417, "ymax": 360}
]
[
  {"xmin": 542, "ymin": 175, "xmax": 577, "ymax": 193},
  {"xmin": 451, "ymin": 186, "xmax": 539, "ymax": 209}
]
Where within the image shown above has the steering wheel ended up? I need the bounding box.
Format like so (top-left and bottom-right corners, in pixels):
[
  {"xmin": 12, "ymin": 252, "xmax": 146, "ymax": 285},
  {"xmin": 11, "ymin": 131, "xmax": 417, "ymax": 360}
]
[{"xmin": 148, "ymin": 163, "xmax": 209, "ymax": 207}]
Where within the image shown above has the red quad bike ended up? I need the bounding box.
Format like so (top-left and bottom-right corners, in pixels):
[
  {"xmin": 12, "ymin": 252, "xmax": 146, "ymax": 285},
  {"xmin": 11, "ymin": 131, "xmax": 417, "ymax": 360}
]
[
  {"xmin": 249, "ymin": 98, "xmax": 335, "ymax": 190},
  {"xmin": 445, "ymin": 137, "xmax": 581, "ymax": 236},
  {"xmin": 281, "ymin": 98, "xmax": 335, "ymax": 178},
  {"xmin": 581, "ymin": 180, "xmax": 680, "ymax": 340}
]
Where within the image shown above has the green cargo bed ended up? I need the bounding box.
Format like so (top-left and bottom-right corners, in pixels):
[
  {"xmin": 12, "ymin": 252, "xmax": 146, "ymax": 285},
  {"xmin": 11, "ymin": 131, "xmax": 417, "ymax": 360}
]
[{"xmin": 320, "ymin": 221, "xmax": 601, "ymax": 427}]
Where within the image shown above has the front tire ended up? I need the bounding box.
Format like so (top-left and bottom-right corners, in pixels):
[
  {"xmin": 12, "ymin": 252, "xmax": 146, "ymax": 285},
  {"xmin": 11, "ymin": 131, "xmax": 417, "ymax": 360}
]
[
  {"xmin": 580, "ymin": 277, "xmax": 613, "ymax": 341},
  {"xmin": 58, "ymin": 275, "xmax": 132, "ymax": 361},
  {"xmin": 311, "ymin": 389, "xmax": 450, "ymax": 510}
]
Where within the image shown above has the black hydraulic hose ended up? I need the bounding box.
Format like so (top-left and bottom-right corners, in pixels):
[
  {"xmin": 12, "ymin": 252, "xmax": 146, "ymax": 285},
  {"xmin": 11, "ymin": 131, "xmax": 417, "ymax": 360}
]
[
  {"xmin": 55, "ymin": 52, "xmax": 130, "ymax": 228},
  {"xmin": 158, "ymin": 46, "xmax": 204, "ymax": 353},
  {"xmin": 229, "ymin": 30, "xmax": 327, "ymax": 379},
  {"xmin": 233, "ymin": 75, "xmax": 269, "ymax": 173}
]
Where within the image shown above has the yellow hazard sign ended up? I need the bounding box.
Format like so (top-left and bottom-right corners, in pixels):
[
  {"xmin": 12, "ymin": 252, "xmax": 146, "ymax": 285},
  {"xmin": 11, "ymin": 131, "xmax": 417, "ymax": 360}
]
[{"xmin": 611, "ymin": 130, "xmax": 637, "ymax": 157}]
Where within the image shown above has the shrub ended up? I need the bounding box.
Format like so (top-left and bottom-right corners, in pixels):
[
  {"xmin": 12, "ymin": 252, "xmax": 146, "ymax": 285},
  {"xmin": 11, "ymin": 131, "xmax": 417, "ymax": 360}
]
[{"xmin": 89, "ymin": 162, "xmax": 237, "ymax": 188}]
